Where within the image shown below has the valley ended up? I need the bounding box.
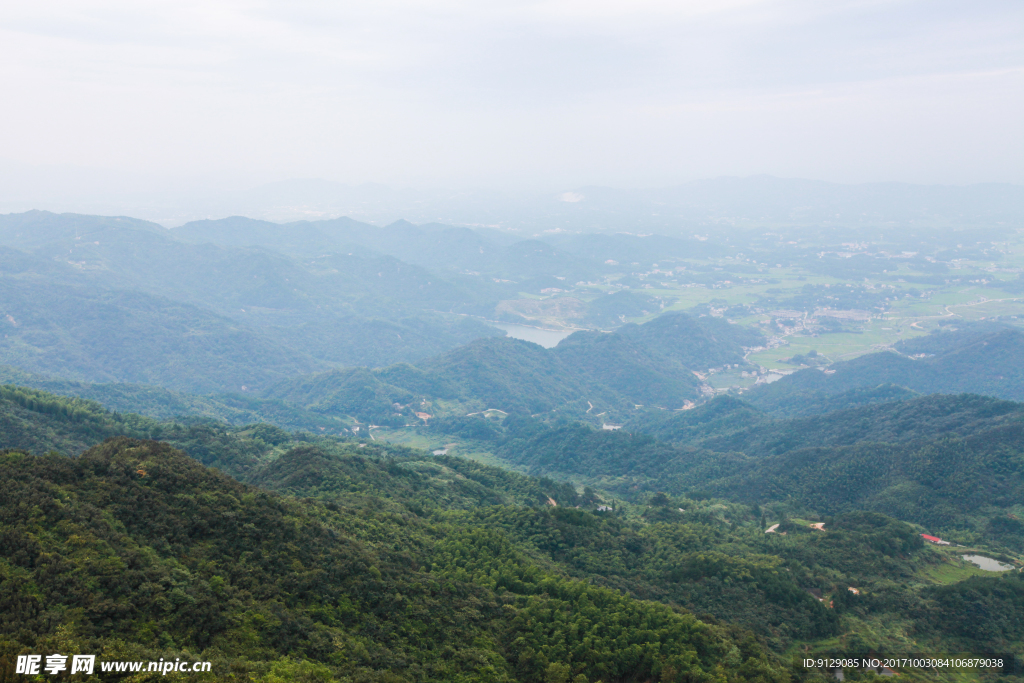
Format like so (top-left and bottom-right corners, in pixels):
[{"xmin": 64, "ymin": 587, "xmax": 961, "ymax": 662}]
[{"xmin": 0, "ymin": 207, "xmax": 1022, "ymax": 681}]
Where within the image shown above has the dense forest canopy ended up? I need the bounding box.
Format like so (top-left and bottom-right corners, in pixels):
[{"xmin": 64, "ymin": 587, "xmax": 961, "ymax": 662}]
[{"xmin": 1, "ymin": 384, "xmax": 1022, "ymax": 681}]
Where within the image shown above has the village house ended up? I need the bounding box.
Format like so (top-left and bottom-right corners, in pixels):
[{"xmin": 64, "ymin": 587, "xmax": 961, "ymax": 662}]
[{"xmin": 920, "ymin": 533, "xmax": 950, "ymax": 545}]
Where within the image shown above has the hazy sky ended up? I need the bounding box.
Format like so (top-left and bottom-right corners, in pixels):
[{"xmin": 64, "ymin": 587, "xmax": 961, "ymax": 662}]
[{"xmin": 2, "ymin": 0, "xmax": 1022, "ymax": 190}]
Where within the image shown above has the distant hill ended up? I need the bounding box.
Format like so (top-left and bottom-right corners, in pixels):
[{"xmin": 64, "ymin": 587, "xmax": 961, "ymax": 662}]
[
  {"xmin": 550, "ymin": 331, "xmax": 701, "ymax": 407},
  {"xmin": 747, "ymin": 324, "xmax": 1024, "ymax": 415},
  {"xmin": 618, "ymin": 312, "xmax": 763, "ymax": 371},
  {"xmin": 0, "ymin": 211, "xmax": 506, "ymax": 382},
  {"xmin": 0, "ymin": 279, "xmax": 322, "ymax": 393},
  {"xmin": 173, "ymin": 215, "xmax": 606, "ymax": 283},
  {"xmin": 264, "ymin": 336, "xmax": 658, "ymax": 421},
  {"xmin": 0, "ymin": 366, "xmax": 357, "ymax": 432},
  {"xmin": 0, "ymin": 209, "xmax": 166, "ymax": 248},
  {"xmin": 7, "ymin": 211, "xmax": 501, "ymax": 319},
  {"xmin": 88, "ymin": 175, "xmax": 1023, "ymax": 231},
  {"xmin": 635, "ymin": 392, "xmax": 1023, "ymax": 456},
  {"xmin": 263, "ymin": 311, "xmax": 756, "ymax": 421}
]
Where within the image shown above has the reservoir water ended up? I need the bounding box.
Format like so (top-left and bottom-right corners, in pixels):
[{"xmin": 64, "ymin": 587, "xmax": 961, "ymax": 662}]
[
  {"xmin": 491, "ymin": 323, "xmax": 577, "ymax": 348},
  {"xmin": 962, "ymin": 555, "xmax": 1014, "ymax": 571}
]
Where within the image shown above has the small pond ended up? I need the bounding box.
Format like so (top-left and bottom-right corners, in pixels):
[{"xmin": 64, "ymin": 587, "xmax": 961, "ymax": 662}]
[{"xmin": 962, "ymin": 555, "xmax": 1014, "ymax": 572}]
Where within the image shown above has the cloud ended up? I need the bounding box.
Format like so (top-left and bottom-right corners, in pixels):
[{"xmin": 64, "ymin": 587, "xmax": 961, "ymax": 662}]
[{"xmin": 0, "ymin": 0, "xmax": 1021, "ymax": 187}]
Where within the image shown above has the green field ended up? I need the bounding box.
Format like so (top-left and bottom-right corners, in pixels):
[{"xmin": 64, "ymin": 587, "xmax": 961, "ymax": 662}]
[{"xmin": 537, "ymin": 232, "xmax": 1024, "ymax": 389}]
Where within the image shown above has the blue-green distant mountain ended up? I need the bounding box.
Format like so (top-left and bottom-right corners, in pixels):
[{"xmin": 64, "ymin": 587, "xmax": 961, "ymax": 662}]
[
  {"xmin": 0, "ymin": 211, "xmax": 766, "ymax": 418},
  {"xmin": 747, "ymin": 324, "xmax": 1024, "ymax": 416},
  {"xmin": 173, "ymin": 215, "xmax": 606, "ymax": 283},
  {"xmin": 264, "ymin": 311, "xmax": 760, "ymax": 422},
  {"xmin": 0, "ymin": 279, "xmax": 322, "ymax": 393},
  {"xmin": 618, "ymin": 312, "xmax": 763, "ymax": 371},
  {"xmin": 0, "ymin": 211, "xmax": 506, "ymax": 383}
]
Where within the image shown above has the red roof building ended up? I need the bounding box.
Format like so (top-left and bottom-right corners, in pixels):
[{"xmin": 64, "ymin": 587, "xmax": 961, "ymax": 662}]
[{"xmin": 921, "ymin": 534, "xmax": 950, "ymax": 545}]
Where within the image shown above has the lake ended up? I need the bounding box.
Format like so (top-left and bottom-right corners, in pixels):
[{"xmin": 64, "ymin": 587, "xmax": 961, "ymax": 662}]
[
  {"xmin": 491, "ymin": 323, "xmax": 577, "ymax": 348},
  {"xmin": 962, "ymin": 555, "xmax": 1014, "ymax": 571}
]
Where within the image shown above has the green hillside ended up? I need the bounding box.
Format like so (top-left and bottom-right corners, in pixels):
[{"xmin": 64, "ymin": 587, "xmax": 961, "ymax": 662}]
[
  {"xmin": 421, "ymin": 337, "xmax": 613, "ymax": 415},
  {"xmin": 0, "ymin": 280, "xmax": 323, "ymax": 393},
  {"xmin": 0, "ymin": 385, "xmax": 159, "ymax": 455},
  {"xmin": 0, "ymin": 366, "xmax": 363, "ymax": 434},
  {"xmin": 638, "ymin": 393, "xmax": 1023, "ymax": 455},
  {"xmin": 427, "ymin": 394, "xmax": 1024, "ymax": 552},
  {"xmin": 263, "ymin": 312, "xmax": 755, "ymax": 424},
  {"xmin": 552, "ymin": 331, "xmax": 701, "ymax": 407},
  {"xmin": 741, "ymin": 383, "xmax": 920, "ymax": 418},
  {"xmin": 0, "ymin": 441, "xmax": 796, "ymax": 682},
  {"xmin": 264, "ymin": 334, "xmax": 701, "ymax": 424},
  {"xmin": 263, "ymin": 366, "xmax": 437, "ymax": 426},
  {"xmin": 1, "ymin": 384, "xmax": 1022, "ymax": 679},
  {"xmin": 0, "ymin": 365, "xmax": 244, "ymax": 420},
  {"xmin": 618, "ymin": 313, "xmax": 765, "ymax": 371}
]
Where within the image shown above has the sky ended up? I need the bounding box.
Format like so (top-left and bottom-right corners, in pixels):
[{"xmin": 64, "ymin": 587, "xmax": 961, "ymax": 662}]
[{"xmin": 1, "ymin": 0, "xmax": 1022, "ymax": 192}]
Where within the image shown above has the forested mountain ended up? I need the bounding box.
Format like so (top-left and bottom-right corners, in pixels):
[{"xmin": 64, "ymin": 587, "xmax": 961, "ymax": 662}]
[
  {"xmin": 548, "ymin": 331, "xmax": 701, "ymax": 407},
  {"xmin": 13, "ymin": 209, "xmax": 1024, "ymax": 416},
  {"xmin": 0, "ymin": 210, "xmax": 167, "ymax": 248},
  {"xmin": 0, "ymin": 279, "xmax": 323, "ymax": 393},
  {"xmin": 0, "ymin": 275, "xmax": 752, "ymax": 425},
  {"xmin": 2, "ymin": 385, "xmax": 1021, "ymax": 681},
  {"xmin": 617, "ymin": 313, "xmax": 764, "ymax": 372},
  {"xmin": 416, "ymin": 334, "xmax": 695, "ymax": 415},
  {"xmin": 0, "ymin": 211, "xmax": 506, "ymax": 381},
  {"xmin": 177, "ymin": 214, "xmax": 609, "ymax": 286},
  {"xmin": 0, "ymin": 365, "xmax": 360, "ymax": 433},
  {"xmin": 420, "ymin": 394, "xmax": 1024, "ymax": 551},
  {"xmin": 0, "ymin": 211, "xmax": 762, "ymax": 396},
  {"xmin": 263, "ymin": 337, "xmax": 639, "ymax": 423},
  {"xmin": 636, "ymin": 392, "xmax": 1023, "ymax": 454},
  {"xmin": 0, "ymin": 391, "xmax": 806, "ymax": 682},
  {"xmin": 2, "ymin": 211, "xmax": 498, "ymax": 315},
  {"xmin": 749, "ymin": 325, "xmax": 1024, "ymax": 414},
  {"xmin": 262, "ymin": 312, "xmax": 757, "ymax": 423}
]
